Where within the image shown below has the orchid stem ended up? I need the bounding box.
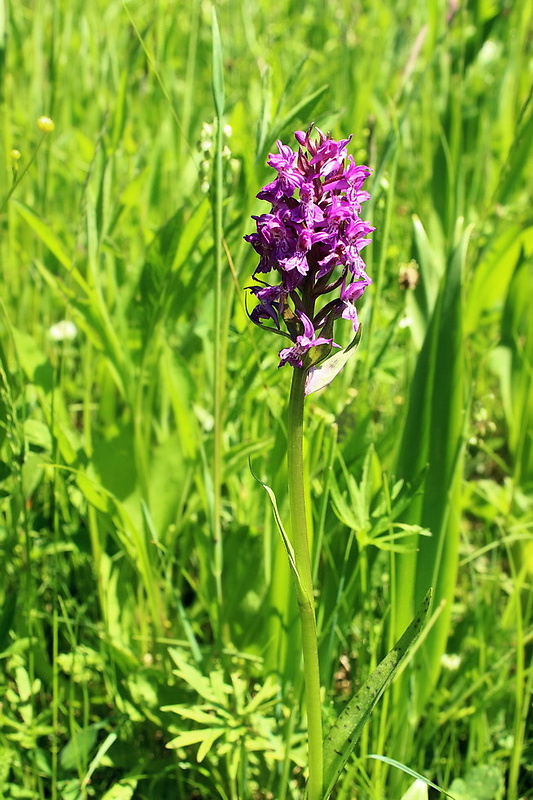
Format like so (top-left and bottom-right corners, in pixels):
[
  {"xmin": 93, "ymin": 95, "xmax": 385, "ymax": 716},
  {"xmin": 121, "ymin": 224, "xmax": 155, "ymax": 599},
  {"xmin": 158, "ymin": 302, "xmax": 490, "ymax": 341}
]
[{"xmin": 287, "ymin": 366, "xmax": 323, "ymax": 800}]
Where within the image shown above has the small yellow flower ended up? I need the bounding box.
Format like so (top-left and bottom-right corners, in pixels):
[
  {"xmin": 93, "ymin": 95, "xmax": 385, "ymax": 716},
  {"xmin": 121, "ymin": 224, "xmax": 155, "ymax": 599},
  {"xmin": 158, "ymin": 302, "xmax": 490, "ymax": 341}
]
[
  {"xmin": 37, "ymin": 116, "xmax": 55, "ymax": 133},
  {"xmin": 11, "ymin": 149, "xmax": 21, "ymax": 160}
]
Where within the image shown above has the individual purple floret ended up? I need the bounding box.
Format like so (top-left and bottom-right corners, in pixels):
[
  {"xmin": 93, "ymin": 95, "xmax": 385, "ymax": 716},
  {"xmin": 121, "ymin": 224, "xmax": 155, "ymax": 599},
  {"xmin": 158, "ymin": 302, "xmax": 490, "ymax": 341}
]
[
  {"xmin": 245, "ymin": 126, "xmax": 374, "ymax": 370},
  {"xmin": 278, "ymin": 310, "xmax": 340, "ymax": 369}
]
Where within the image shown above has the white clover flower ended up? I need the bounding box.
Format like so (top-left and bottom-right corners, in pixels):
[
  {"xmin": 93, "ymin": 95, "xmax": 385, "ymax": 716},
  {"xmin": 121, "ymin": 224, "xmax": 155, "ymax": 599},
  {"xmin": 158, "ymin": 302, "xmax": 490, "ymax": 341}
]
[
  {"xmin": 478, "ymin": 39, "xmax": 501, "ymax": 67},
  {"xmin": 49, "ymin": 320, "xmax": 78, "ymax": 342},
  {"xmin": 440, "ymin": 653, "xmax": 461, "ymax": 671}
]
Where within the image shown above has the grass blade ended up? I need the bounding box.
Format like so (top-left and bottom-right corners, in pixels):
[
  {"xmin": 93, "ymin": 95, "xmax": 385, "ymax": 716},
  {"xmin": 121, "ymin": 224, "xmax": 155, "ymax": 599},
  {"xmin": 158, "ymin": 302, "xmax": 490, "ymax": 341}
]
[
  {"xmin": 367, "ymin": 755, "xmax": 457, "ymax": 799},
  {"xmin": 211, "ymin": 7, "xmax": 225, "ymax": 117},
  {"xmin": 393, "ymin": 221, "xmax": 471, "ymax": 715}
]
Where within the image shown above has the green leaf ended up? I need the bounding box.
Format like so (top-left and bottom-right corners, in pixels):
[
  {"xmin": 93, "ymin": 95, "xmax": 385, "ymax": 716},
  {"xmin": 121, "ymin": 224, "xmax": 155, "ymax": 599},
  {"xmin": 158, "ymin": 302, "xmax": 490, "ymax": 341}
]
[
  {"xmin": 197, "ymin": 727, "xmax": 226, "ymax": 762},
  {"xmin": 323, "ymin": 590, "xmax": 432, "ymax": 799},
  {"xmin": 161, "ymin": 705, "xmax": 229, "ymax": 726},
  {"xmin": 100, "ymin": 778, "xmax": 138, "ymax": 800},
  {"xmin": 13, "ymin": 201, "xmax": 73, "ymax": 271},
  {"xmin": 167, "ymin": 649, "xmax": 226, "ymax": 705},
  {"xmin": 496, "ymin": 250, "xmax": 533, "ymax": 483},
  {"xmin": 394, "ymin": 220, "xmax": 471, "ymax": 709},
  {"xmin": 91, "ymin": 422, "xmax": 137, "ymax": 502},
  {"xmin": 406, "ymin": 215, "xmax": 445, "ymax": 349},
  {"xmin": 369, "ymin": 755, "xmax": 456, "ymax": 798},
  {"xmin": 464, "ymin": 224, "xmax": 531, "ymax": 335},
  {"xmin": 0, "ymin": 590, "xmax": 17, "ymax": 652},
  {"xmin": 81, "ymin": 731, "xmax": 118, "ymax": 789},
  {"xmin": 249, "ymin": 463, "xmax": 304, "ymax": 595},
  {"xmin": 76, "ymin": 473, "xmax": 113, "ymax": 513},
  {"xmin": 11, "ymin": 327, "xmax": 54, "ymax": 393},
  {"xmin": 305, "ymin": 329, "xmax": 362, "ymax": 396},
  {"xmin": 14, "ymin": 666, "xmax": 32, "ymax": 703},
  {"xmin": 23, "ymin": 419, "xmax": 52, "ymax": 452},
  {"xmin": 400, "ymin": 780, "xmax": 429, "ymax": 800},
  {"xmin": 448, "ymin": 765, "xmax": 504, "ymax": 800},
  {"xmin": 21, "ymin": 452, "xmax": 45, "ymax": 500},
  {"xmin": 269, "ymin": 84, "xmax": 330, "ymax": 145},
  {"xmin": 255, "ymin": 65, "xmax": 272, "ymax": 157},
  {"xmin": 59, "ymin": 724, "xmax": 102, "ymax": 771},
  {"xmin": 166, "ymin": 726, "xmax": 225, "ymax": 755},
  {"xmin": 494, "ymin": 95, "xmax": 533, "ymax": 207}
]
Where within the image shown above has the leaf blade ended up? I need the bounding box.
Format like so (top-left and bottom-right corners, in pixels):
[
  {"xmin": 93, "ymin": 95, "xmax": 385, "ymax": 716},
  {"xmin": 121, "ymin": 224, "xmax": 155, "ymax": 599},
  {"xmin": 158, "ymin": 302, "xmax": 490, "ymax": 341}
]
[
  {"xmin": 323, "ymin": 590, "xmax": 432, "ymax": 799},
  {"xmin": 211, "ymin": 8, "xmax": 225, "ymax": 116},
  {"xmin": 305, "ymin": 329, "xmax": 362, "ymax": 396}
]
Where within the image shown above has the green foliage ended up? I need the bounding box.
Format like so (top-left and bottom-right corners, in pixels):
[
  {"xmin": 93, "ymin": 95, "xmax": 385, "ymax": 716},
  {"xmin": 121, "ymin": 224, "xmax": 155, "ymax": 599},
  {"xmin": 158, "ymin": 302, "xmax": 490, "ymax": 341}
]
[
  {"xmin": 449, "ymin": 764, "xmax": 505, "ymax": 800},
  {"xmin": 393, "ymin": 218, "xmax": 471, "ymax": 725},
  {"xmin": 323, "ymin": 591, "xmax": 431, "ymax": 799},
  {"xmin": 163, "ymin": 649, "xmax": 301, "ymax": 796},
  {"xmin": 0, "ymin": 0, "xmax": 531, "ymax": 798}
]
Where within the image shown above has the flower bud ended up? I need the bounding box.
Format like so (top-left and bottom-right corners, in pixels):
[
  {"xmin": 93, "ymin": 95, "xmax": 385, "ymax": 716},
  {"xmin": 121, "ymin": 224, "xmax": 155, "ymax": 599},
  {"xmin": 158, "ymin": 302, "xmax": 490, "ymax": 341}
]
[{"xmin": 37, "ymin": 116, "xmax": 55, "ymax": 133}]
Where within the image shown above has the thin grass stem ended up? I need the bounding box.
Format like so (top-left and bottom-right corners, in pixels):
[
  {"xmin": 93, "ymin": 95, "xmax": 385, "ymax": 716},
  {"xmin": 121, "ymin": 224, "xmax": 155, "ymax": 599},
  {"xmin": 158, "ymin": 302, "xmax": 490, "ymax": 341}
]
[{"xmin": 0, "ymin": 135, "xmax": 46, "ymax": 215}]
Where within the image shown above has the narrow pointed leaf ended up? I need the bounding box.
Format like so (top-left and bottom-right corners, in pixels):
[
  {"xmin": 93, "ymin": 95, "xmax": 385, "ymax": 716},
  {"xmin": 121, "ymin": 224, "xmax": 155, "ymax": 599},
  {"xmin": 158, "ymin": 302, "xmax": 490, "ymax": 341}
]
[
  {"xmin": 368, "ymin": 755, "xmax": 457, "ymax": 799},
  {"xmin": 249, "ymin": 462, "xmax": 305, "ymax": 597},
  {"xmin": 13, "ymin": 200, "xmax": 73, "ymax": 271},
  {"xmin": 394, "ymin": 222, "xmax": 471, "ymax": 712},
  {"xmin": 323, "ymin": 590, "xmax": 432, "ymax": 799}
]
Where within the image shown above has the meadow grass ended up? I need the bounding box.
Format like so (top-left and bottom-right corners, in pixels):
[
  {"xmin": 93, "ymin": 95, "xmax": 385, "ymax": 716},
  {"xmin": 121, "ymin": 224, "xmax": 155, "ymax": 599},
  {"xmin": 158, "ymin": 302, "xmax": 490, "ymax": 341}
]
[{"xmin": 0, "ymin": 0, "xmax": 532, "ymax": 798}]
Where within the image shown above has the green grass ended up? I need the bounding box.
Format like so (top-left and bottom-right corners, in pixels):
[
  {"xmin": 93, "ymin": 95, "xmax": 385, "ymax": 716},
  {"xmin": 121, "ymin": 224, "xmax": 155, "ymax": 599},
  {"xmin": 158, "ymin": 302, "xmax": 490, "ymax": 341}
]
[{"xmin": 0, "ymin": 0, "xmax": 532, "ymax": 798}]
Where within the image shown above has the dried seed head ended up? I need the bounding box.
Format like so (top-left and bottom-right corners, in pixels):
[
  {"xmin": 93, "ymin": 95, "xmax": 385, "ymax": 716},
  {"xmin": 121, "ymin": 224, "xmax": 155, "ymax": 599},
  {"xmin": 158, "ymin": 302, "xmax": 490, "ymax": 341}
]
[{"xmin": 399, "ymin": 262, "xmax": 419, "ymax": 290}]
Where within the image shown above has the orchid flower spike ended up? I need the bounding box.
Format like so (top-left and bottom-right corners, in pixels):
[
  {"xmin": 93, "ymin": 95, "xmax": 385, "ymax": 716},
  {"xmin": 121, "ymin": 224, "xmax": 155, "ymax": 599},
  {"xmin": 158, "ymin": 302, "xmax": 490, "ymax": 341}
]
[{"xmin": 245, "ymin": 125, "xmax": 374, "ymax": 372}]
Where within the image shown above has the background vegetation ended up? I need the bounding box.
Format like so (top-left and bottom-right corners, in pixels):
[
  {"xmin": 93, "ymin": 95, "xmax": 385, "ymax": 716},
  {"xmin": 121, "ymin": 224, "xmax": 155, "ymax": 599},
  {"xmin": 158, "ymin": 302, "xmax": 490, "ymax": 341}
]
[{"xmin": 0, "ymin": 0, "xmax": 531, "ymax": 798}]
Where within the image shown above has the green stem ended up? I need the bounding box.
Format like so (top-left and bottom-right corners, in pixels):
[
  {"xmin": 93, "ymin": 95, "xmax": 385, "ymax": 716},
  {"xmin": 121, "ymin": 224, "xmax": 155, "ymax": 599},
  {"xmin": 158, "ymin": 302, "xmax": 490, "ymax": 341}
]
[
  {"xmin": 0, "ymin": 135, "xmax": 46, "ymax": 216},
  {"xmin": 211, "ymin": 8, "xmax": 225, "ymax": 641},
  {"xmin": 211, "ymin": 112, "xmax": 224, "ymax": 639},
  {"xmin": 287, "ymin": 367, "xmax": 323, "ymax": 800}
]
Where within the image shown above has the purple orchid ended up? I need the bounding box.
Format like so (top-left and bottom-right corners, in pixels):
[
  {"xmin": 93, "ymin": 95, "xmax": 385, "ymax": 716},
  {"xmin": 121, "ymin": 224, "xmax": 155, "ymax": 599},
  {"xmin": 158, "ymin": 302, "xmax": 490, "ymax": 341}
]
[
  {"xmin": 245, "ymin": 125, "xmax": 374, "ymax": 370},
  {"xmin": 278, "ymin": 310, "xmax": 340, "ymax": 369}
]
